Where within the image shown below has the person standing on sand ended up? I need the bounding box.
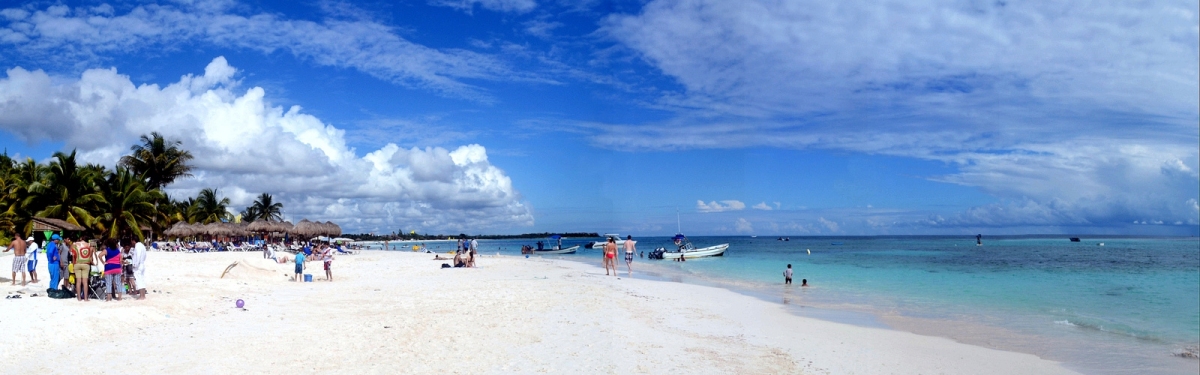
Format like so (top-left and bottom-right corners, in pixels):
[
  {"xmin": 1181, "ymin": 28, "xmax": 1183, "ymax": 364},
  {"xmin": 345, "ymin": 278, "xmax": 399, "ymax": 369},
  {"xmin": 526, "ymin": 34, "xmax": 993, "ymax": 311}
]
[
  {"xmin": 623, "ymin": 235, "xmax": 636, "ymax": 276},
  {"xmin": 102, "ymin": 238, "xmax": 124, "ymax": 301},
  {"xmin": 468, "ymin": 238, "xmax": 478, "ymax": 268},
  {"xmin": 5, "ymin": 236, "xmax": 28, "ymax": 286},
  {"xmin": 45, "ymin": 234, "xmax": 61, "ymax": 291},
  {"xmin": 294, "ymin": 251, "xmax": 306, "ymax": 282},
  {"xmin": 322, "ymin": 244, "xmax": 333, "ymax": 281},
  {"xmin": 71, "ymin": 239, "xmax": 95, "ymax": 301},
  {"xmin": 131, "ymin": 239, "xmax": 148, "ymax": 299},
  {"xmin": 61, "ymin": 237, "xmax": 75, "ymax": 291},
  {"xmin": 26, "ymin": 237, "xmax": 39, "ymax": 283},
  {"xmin": 603, "ymin": 237, "xmax": 618, "ymax": 276},
  {"xmin": 784, "ymin": 264, "xmax": 793, "ymax": 285}
]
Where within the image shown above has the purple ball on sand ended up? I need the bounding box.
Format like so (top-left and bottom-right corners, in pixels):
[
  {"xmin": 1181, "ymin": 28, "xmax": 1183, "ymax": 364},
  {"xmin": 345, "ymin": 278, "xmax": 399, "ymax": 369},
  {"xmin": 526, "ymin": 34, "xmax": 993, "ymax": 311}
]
[{"xmin": 236, "ymin": 299, "xmax": 245, "ymax": 308}]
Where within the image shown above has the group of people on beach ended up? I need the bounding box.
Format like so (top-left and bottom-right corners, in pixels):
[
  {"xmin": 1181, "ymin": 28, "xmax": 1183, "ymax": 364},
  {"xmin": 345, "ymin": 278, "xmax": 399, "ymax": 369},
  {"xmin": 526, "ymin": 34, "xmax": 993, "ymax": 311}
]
[
  {"xmin": 4, "ymin": 234, "xmax": 148, "ymax": 301},
  {"xmin": 602, "ymin": 235, "xmax": 636, "ymax": 276},
  {"xmin": 288, "ymin": 240, "xmax": 337, "ymax": 282},
  {"xmin": 451, "ymin": 238, "xmax": 478, "ymax": 268}
]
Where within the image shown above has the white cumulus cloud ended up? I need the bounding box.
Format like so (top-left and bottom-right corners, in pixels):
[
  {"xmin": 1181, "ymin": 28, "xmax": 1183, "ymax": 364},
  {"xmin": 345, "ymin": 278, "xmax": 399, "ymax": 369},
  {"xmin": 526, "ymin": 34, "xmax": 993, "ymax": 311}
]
[
  {"xmin": 751, "ymin": 202, "xmax": 773, "ymax": 211},
  {"xmin": 818, "ymin": 217, "xmax": 840, "ymax": 233},
  {"xmin": 733, "ymin": 217, "xmax": 753, "ymax": 233},
  {"xmin": 0, "ymin": 57, "xmax": 533, "ymax": 233},
  {"xmin": 696, "ymin": 200, "xmax": 745, "ymax": 213}
]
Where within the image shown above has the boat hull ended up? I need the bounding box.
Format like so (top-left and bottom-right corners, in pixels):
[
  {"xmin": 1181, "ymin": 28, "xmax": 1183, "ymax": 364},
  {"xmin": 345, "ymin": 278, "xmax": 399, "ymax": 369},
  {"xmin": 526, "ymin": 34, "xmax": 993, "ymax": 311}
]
[
  {"xmin": 658, "ymin": 244, "xmax": 728, "ymax": 259},
  {"xmin": 533, "ymin": 245, "xmax": 579, "ymax": 255}
]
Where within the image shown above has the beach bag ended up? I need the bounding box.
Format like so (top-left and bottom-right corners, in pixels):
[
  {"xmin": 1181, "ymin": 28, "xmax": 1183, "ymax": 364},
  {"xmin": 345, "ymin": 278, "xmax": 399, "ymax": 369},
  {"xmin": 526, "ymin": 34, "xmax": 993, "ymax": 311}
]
[
  {"xmin": 46, "ymin": 287, "xmax": 74, "ymax": 299},
  {"xmin": 441, "ymin": 263, "xmax": 451, "ymax": 268}
]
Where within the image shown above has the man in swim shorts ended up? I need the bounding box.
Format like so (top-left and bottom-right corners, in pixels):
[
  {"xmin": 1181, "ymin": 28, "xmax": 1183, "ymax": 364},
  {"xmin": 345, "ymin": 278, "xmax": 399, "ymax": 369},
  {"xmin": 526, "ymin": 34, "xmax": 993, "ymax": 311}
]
[
  {"xmin": 623, "ymin": 235, "xmax": 636, "ymax": 277},
  {"xmin": 784, "ymin": 264, "xmax": 793, "ymax": 285},
  {"xmin": 5, "ymin": 236, "xmax": 28, "ymax": 286}
]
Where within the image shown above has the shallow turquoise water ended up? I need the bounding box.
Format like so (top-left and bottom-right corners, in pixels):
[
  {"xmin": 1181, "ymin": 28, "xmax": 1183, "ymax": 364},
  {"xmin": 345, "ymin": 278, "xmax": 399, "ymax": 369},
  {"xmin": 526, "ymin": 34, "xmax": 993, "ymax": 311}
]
[{"xmin": 388, "ymin": 236, "xmax": 1200, "ymax": 373}]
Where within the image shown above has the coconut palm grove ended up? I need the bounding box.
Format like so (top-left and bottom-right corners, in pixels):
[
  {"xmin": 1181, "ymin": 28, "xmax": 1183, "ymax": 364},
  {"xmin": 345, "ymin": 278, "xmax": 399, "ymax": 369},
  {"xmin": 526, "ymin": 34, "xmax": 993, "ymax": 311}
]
[{"xmin": 0, "ymin": 132, "xmax": 285, "ymax": 243}]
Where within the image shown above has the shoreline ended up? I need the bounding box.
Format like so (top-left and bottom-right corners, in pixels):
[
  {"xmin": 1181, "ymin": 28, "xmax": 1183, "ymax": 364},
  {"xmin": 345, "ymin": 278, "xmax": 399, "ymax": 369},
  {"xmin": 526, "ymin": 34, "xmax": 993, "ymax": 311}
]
[
  {"xmin": 533, "ymin": 251, "xmax": 1199, "ymax": 375},
  {"xmin": 1, "ymin": 250, "xmax": 1079, "ymax": 374}
]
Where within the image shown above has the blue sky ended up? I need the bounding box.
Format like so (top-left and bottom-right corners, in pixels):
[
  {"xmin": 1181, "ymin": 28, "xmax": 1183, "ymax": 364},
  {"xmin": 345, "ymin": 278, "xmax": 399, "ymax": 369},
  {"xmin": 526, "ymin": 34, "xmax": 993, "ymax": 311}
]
[{"xmin": 1, "ymin": 0, "xmax": 1197, "ymax": 236}]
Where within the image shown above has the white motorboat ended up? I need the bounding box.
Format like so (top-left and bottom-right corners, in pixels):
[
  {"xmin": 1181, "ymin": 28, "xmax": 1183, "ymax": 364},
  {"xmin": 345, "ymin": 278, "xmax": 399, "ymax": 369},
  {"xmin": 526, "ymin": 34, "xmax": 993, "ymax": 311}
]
[
  {"xmin": 585, "ymin": 233, "xmax": 626, "ymax": 249},
  {"xmin": 649, "ymin": 234, "xmax": 728, "ymax": 259},
  {"xmin": 533, "ymin": 245, "xmax": 579, "ymax": 255}
]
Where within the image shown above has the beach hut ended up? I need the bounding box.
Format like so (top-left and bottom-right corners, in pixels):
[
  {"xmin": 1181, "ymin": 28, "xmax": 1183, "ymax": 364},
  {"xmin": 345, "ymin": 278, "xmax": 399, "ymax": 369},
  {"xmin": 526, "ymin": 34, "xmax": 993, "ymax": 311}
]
[
  {"xmin": 30, "ymin": 217, "xmax": 86, "ymax": 243},
  {"xmin": 31, "ymin": 217, "xmax": 86, "ymax": 232}
]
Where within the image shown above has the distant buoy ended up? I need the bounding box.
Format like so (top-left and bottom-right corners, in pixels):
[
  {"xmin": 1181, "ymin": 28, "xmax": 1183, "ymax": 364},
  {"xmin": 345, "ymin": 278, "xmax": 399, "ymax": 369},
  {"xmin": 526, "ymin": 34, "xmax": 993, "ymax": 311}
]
[
  {"xmin": 1098, "ymin": 243, "xmax": 1105, "ymax": 246},
  {"xmin": 807, "ymin": 249, "xmax": 811, "ymax": 255}
]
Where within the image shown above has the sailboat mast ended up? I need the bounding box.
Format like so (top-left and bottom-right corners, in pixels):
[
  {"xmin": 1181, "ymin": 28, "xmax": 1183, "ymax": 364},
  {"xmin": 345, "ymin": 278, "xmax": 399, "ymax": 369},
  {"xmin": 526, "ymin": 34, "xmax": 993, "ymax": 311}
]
[{"xmin": 676, "ymin": 208, "xmax": 681, "ymax": 234}]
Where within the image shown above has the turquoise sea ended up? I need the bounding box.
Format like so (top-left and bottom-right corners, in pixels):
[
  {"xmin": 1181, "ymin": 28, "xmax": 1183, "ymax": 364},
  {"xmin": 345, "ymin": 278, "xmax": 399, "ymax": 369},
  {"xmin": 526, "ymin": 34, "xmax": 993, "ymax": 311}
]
[{"xmin": 385, "ymin": 236, "xmax": 1200, "ymax": 374}]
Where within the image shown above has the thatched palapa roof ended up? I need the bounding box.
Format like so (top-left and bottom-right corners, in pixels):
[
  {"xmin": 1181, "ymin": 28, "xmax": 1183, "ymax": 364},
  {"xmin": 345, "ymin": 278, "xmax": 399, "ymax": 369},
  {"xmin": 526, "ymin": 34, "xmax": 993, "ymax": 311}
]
[{"xmin": 31, "ymin": 217, "xmax": 86, "ymax": 232}]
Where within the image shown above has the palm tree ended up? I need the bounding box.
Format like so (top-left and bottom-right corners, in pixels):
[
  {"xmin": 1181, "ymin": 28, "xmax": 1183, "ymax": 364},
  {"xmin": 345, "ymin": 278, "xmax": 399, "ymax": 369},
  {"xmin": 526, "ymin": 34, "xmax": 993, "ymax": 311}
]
[
  {"xmin": 95, "ymin": 168, "xmax": 162, "ymax": 240},
  {"xmin": 3, "ymin": 157, "xmax": 46, "ymax": 236},
  {"xmin": 250, "ymin": 193, "xmax": 283, "ymax": 222},
  {"xmin": 239, "ymin": 205, "xmax": 260, "ymax": 223},
  {"xmin": 190, "ymin": 188, "xmax": 231, "ymax": 224},
  {"xmin": 33, "ymin": 151, "xmax": 103, "ymax": 229},
  {"xmin": 119, "ymin": 132, "xmax": 194, "ymax": 190}
]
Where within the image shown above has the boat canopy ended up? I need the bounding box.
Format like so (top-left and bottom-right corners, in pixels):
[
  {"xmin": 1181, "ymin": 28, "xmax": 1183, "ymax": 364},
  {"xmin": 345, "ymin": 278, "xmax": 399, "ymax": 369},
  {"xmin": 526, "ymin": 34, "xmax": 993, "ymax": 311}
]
[
  {"xmin": 672, "ymin": 234, "xmax": 686, "ymax": 241},
  {"xmin": 549, "ymin": 234, "xmax": 562, "ymax": 239}
]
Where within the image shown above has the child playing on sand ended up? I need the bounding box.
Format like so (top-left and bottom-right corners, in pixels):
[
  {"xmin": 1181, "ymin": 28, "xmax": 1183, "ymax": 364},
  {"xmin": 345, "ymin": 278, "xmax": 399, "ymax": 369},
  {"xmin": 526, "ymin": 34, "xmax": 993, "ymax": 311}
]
[
  {"xmin": 294, "ymin": 251, "xmax": 306, "ymax": 282},
  {"xmin": 784, "ymin": 264, "xmax": 793, "ymax": 285}
]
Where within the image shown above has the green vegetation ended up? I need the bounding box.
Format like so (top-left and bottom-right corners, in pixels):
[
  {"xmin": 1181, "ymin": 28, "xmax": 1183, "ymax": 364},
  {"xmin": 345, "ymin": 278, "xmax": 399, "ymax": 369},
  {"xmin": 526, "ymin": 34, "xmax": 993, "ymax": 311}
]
[{"xmin": 0, "ymin": 133, "xmax": 283, "ymax": 242}]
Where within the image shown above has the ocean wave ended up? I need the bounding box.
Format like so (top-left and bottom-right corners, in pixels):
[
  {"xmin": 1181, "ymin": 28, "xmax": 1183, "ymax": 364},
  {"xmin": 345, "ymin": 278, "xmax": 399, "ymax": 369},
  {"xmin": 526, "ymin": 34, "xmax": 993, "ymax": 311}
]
[{"xmin": 1053, "ymin": 318, "xmax": 1168, "ymax": 344}]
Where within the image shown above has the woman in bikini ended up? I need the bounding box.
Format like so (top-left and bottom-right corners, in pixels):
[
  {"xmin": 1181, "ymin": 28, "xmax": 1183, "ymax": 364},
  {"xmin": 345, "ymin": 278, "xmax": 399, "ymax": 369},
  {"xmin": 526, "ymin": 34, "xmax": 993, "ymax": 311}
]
[{"xmin": 603, "ymin": 237, "xmax": 618, "ymax": 276}]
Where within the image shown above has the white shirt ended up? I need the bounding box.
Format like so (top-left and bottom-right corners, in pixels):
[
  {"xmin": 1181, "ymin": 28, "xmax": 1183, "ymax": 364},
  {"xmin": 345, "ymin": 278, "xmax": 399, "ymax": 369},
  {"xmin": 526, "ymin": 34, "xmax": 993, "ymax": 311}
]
[
  {"xmin": 132, "ymin": 242, "xmax": 147, "ymax": 269},
  {"xmin": 469, "ymin": 239, "xmax": 478, "ymax": 251},
  {"xmin": 27, "ymin": 241, "xmax": 39, "ymax": 260}
]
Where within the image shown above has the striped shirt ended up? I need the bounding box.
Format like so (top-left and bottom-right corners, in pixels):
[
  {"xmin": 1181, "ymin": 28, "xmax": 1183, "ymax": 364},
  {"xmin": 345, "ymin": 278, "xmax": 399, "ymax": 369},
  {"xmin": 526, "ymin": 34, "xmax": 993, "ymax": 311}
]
[{"xmin": 104, "ymin": 247, "xmax": 122, "ymax": 275}]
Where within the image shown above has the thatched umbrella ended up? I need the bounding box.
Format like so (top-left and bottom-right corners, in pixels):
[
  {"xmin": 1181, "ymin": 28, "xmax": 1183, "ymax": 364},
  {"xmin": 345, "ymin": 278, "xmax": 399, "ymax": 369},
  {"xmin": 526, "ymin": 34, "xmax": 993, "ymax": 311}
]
[
  {"xmin": 230, "ymin": 222, "xmax": 250, "ymax": 237},
  {"xmin": 324, "ymin": 221, "xmax": 341, "ymax": 237},
  {"xmin": 247, "ymin": 220, "xmax": 272, "ymax": 233},
  {"xmin": 272, "ymin": 221, "xmax": 294, "ymax": 234},
  {"xmin": 291, "ymin": 219, "xmax": 312, "ymax": 238},
  {"xmin": 164, "ymin": 222, "xmax": 190, "ymax": 238},
  {"xmin": 201, "ymin": 222, "xmax": 223, "ymax": 237}
]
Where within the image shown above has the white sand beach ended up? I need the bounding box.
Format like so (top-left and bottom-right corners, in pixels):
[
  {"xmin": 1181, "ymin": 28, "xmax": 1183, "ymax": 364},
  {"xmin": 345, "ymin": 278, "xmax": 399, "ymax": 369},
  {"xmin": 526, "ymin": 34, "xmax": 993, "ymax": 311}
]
[{"xmin": 0, "ymin": 251, "xmax": 1078, "ymax": 374}]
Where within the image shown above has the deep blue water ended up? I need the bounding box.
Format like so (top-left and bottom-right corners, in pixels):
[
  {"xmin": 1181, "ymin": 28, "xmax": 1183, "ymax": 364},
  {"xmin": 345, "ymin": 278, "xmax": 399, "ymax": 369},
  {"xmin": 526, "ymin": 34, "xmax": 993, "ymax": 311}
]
[{"xmin": 378, "ymin": 236, "xmax": 1200, "ymax": 374}]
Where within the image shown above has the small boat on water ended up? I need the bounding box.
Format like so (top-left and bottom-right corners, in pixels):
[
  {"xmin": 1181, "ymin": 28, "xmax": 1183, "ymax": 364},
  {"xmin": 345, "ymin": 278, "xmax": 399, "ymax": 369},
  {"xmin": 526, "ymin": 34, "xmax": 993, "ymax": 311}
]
[
  {"xmin": 1069, "ymin": 237, "xmax": 1081, "ymax": 242},
  {"xmin": 585, "ymin": 233, "xmax": 626, "ymax": 249},
  {"xmin": 648, "ymin": 234, "xmax": 728, "ymax": 260},
  {"xmin": 534, "ymin": 245, "xmax": 579, "ymax": 254},
  {"xmin": 532, "ymin": 234, "xmax": 578, "ymax": 254}
]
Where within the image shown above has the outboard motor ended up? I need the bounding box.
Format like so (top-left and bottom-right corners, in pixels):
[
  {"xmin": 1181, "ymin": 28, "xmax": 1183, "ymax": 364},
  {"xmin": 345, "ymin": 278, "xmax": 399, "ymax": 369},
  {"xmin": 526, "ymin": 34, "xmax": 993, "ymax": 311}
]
[{"xmin": 648, "ymin": 247, "xmax": 665, "ymax": 260}]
